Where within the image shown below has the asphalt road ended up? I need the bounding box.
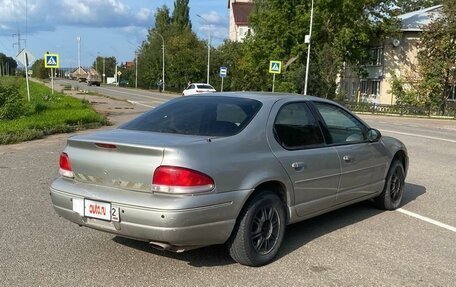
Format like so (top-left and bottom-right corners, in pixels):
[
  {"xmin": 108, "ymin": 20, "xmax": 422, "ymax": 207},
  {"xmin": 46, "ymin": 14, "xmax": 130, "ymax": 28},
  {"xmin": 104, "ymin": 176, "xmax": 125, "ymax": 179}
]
[{"xmin": 0, "ymin": 83, "xmax": 455, "ymax": 286}]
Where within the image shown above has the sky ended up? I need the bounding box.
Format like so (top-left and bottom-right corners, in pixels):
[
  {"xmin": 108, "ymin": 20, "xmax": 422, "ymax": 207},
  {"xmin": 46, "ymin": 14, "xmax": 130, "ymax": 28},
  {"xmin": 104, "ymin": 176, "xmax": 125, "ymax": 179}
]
[{"xmin": 0, "ymin": 0, "xmax": 229, "ymax": 67}]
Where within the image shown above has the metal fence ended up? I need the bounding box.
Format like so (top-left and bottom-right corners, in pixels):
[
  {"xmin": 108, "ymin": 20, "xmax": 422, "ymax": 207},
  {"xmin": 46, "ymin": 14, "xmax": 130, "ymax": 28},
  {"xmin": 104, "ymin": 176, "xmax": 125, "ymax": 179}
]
[{"xmin": 340, "ymin": 102, "xmax": 456, "ymax": 119}]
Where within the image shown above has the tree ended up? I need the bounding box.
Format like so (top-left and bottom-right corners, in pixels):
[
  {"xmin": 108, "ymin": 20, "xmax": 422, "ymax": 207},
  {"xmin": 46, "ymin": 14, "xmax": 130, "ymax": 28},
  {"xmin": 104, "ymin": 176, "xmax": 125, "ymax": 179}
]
[
  {"xmin": 395, "ymin": 0, "xmax": 441, "ymax": 14},
  {"xmin": 31, "ymin": 59, "xmax": 49, "ymax": 79},
  {"xmin": 172, "ymin": 0, "xmax": 191, "ymax": 30},
  {"xmin": 416, "ymin": 0, "xmax": 456, "ymax": 114},
  {"xmin": 137, "ymin": 2, "xmax": 206, "ymax": 91},
  {"xmin": 241, "ymin": 0, "xmax": 397, "ymax": 97},
  {"xmin": 0, "ymin": 53, "xmax": 18, "ymax": 76},
  {"xmin": 211, "ymin": 40, "xmax": 247, "ymax": 91},
  {"xmin": 92, "ymin": 56, "xmax": 116, "ymax": 78}
]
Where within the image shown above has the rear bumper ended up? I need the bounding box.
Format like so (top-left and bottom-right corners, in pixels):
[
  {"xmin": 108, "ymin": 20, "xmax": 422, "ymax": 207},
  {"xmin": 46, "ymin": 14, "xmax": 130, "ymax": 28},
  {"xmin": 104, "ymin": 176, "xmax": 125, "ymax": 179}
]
[{"xmin": 50, "ymin": 178, "xmax": 251, "ymax": 248}]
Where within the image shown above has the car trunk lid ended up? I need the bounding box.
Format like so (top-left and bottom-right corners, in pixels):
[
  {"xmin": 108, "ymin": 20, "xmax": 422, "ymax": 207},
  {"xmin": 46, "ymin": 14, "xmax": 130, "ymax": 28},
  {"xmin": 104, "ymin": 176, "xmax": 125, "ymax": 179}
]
[{"xmin": 64, "ymin": 129, "xmax": 207, "ymax": 192}]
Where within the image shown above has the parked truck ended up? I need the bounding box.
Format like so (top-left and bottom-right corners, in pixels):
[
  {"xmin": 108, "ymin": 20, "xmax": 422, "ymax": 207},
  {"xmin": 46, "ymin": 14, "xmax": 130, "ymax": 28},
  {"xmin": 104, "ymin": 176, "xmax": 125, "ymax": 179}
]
[
  {"xmin": 86, "ymin": 68, "xmax": 102, "ymax": 86},
  {"xmin": 70, "ymin": 67, "xmax": 88, "ymax": 83}
]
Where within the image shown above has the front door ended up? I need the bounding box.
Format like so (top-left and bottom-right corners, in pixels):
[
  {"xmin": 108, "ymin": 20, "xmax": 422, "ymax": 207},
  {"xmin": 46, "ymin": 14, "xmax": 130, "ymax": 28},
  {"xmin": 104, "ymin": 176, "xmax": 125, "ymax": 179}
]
[{"xmin": 312, "ymin": 102, "xmax": 389, "ymax": 203}]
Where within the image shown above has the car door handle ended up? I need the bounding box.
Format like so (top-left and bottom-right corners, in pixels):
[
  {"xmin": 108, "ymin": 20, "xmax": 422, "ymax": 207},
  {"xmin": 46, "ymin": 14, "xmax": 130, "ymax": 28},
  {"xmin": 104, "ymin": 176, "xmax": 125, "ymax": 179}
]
[
  {"xmin": 292, "ymin": 162, "xmax": 306, "ymax": 171},
  {"xmin": 343, "ymin": 155, "xmax": 353, "ymax": 163}
]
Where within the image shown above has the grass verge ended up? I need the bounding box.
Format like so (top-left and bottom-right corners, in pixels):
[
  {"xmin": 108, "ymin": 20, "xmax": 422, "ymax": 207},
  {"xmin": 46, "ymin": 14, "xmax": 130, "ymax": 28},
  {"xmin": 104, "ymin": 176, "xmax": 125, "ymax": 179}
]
[{"xmin": 0, "ymin": 77, "xmax": 108, "ymax": 145}]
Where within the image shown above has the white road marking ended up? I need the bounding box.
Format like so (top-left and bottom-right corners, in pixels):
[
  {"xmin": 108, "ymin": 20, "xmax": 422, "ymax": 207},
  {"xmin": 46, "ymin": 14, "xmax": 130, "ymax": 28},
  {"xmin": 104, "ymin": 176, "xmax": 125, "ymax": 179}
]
[
  {"xmin": 381, "ymin": 130, "xmax": 456, "ymax": 143},
  {"xmin": 127, "ymin": 100, "xmax": 154, "ymax": 108},
  {"xmin": 397, "ymin": 208, "xmax": 456, "ymax": 233},
  {"xmin": 96, "ymin": 86, "xmax": 173, "ymax": 102}
]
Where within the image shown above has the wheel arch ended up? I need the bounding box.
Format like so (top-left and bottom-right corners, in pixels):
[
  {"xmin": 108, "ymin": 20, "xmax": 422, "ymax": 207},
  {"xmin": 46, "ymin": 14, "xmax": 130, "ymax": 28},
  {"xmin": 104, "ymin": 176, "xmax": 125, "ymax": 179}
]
[
  {"xmin": 392, "ymin": 149, "xmax": 408, "ymax": 176},
  {"xmin": 240, "ymin": 180, "xmax": 291, "ymax": 224}
]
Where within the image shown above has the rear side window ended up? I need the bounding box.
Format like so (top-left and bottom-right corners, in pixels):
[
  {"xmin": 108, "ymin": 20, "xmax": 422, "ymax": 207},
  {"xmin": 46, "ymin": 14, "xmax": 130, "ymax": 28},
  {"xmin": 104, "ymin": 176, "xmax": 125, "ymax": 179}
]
[
  {"xmin": 196, "ymin": 84, "xmax": 214, "ymax": 90},
  {"xmin": 274, "ymin": 102, "xmax": 324, "ymax": 149},
  {"xmin": 121, "ymin": 96, "xmax": 262, "ymax": 137}
]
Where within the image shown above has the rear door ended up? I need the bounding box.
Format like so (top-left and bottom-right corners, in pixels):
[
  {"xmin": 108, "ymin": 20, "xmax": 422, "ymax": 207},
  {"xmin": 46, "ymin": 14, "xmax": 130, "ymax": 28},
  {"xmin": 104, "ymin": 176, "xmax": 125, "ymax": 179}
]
[
  {"xmin": 267, "ymin": 100, "xmax": 341, "ymax": 217},
  {"xmin": 311, "ymin": 101, "xmax": 389, "ymax": 203}
]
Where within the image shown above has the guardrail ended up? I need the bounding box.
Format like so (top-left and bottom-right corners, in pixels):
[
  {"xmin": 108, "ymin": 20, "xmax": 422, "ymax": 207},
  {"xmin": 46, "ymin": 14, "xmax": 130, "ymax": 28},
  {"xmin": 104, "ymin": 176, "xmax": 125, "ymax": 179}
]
[{"xmin": 340, "ymin": 102, "xmax": 456, "ymax": 119}]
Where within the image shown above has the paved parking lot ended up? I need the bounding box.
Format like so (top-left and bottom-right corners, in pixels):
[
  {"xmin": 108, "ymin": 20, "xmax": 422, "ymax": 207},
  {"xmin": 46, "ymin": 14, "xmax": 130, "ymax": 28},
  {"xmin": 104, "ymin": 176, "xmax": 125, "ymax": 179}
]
[{"xmin": 0, "ymin": 89, "xmax": 455, "ymax": 286}]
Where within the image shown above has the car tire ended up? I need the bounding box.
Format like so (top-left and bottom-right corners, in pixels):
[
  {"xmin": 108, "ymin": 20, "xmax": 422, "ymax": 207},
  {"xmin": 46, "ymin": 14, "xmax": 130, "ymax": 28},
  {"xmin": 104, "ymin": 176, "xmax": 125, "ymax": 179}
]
[
  {"xmin": 374, "ymin": 160, "xmax": 405, "ymax": 210},
  {"xmin": 228, "ymin": 191, "xmax": 286, "ymax": 266}
]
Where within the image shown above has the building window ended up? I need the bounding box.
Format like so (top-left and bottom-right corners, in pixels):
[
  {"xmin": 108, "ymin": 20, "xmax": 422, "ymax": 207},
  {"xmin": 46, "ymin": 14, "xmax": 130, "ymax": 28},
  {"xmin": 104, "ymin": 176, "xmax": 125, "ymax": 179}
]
[
  {"xmin": 361, "ymin": 80, "xmax": 368, "ymax": 95},
  {"xmin": 369, "ymin": 47, "xmax": 383, "ymax": 66},
  {"xmin": 360, "ymin": 80, "xmax": 380, "ymax": 97},
  {"xmin": 237, "ymin": 26, "xmax": 250, "ymax": 41},
  {"xmin": 448, "ymin": 85, "xmax": 456, "ymax": 101},
  {"xmin": 371, "ymin": 80, "xmax": 380, "ymax": 96}
]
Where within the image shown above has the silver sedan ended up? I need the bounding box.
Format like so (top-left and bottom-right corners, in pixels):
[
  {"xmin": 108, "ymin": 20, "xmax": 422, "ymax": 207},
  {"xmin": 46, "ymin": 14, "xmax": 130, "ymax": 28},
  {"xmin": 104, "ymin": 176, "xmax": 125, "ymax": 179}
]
[{"xmin": 50, "ymin": 92, "xmax": 408, "ymax": 266}]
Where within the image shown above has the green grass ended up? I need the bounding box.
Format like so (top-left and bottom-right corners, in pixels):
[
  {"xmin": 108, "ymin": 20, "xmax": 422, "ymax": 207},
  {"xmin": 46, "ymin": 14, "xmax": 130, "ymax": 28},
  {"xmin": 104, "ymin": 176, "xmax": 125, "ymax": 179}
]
[{"xmin": 0, "ymin": 76, "xmax": 108, "ymax": 144}]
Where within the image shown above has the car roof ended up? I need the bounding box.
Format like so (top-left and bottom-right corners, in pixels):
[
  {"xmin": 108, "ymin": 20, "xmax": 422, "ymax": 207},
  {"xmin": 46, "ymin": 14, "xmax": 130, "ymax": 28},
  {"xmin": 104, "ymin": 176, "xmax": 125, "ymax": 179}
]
[
  {"xmin": 205, "ymin": 91, "xmax": 333, "ymax": 104},
  {"xmin": 191, "ymin": 83, "xmax": 214, "ymax": 86}
]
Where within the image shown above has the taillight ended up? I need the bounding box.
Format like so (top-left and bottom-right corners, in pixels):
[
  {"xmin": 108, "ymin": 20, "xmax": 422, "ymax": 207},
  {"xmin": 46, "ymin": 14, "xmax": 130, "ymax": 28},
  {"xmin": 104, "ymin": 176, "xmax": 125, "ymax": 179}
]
[
  {"xmin": 95, "ymin": 143, "xmax": 117, "ymax": 149},
  {"xmin": 59, "ymin": 152, "xmax": 74, "ymax": 178},
  {"xmin": 152, "ymin": 166, "xmax": 214, "ymax": 194}
]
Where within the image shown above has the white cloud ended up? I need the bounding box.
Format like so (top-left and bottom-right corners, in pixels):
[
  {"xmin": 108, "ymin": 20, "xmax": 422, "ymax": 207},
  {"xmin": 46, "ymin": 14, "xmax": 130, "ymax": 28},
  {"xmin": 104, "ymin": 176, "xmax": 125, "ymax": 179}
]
[
  {"xmin": 136, "ymin": 8, "xmax": 151, "ymax": 22},
  {"xmin": 199, "ymin": 11, "xmax": 223, "ymax": 25},
  {"xmin": 0, "ymin": 0, "xmax": 154, "ymax": 36},
  {"xmin": 197, "ymin": 11, "xmax": 228, "ymax": 43}
]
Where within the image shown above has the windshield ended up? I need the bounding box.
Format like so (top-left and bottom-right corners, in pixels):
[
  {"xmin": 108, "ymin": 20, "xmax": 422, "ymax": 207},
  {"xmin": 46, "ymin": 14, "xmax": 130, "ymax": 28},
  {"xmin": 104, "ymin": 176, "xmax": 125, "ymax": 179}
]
[{"xmin": 120, "ymin": 96, "xmax": 262, "ymax": 137}]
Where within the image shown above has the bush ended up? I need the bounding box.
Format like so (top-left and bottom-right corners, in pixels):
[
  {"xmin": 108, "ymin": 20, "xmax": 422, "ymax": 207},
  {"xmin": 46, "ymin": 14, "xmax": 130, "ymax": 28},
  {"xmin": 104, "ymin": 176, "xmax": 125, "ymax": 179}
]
[
  {"xmin": 33, "ymin": 102, "xmax": 48, "ymax": 113},
  {"xmin": 0, "ymin": 85, "xmax": 25, "ymax": 120}
]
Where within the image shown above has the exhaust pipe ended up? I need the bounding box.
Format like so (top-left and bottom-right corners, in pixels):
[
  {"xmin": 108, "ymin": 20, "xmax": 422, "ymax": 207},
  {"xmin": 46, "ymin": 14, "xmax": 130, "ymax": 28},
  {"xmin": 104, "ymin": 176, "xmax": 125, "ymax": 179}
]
[{"xmin": 149, "ymin": 241, "xmax": 186, "ymax": 253}]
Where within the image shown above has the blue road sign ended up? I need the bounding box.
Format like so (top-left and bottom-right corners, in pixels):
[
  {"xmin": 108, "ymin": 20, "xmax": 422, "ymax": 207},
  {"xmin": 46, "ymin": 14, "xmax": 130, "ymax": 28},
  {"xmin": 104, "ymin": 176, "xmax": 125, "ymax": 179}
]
[
  {"xmin": 220, "ymin": 66, "xmax": 227, "ymax": 78},
  {"xmin": 44, "ymin": 54, "xmax": 60, "ymax": 68}
]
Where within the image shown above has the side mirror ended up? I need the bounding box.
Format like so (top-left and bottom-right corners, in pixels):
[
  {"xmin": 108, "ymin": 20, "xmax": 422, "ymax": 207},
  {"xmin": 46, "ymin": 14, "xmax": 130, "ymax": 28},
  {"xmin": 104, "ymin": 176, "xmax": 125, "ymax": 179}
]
[{"xmin": 367, "ymin": 128, "xmax": 382, "ymax": 142}]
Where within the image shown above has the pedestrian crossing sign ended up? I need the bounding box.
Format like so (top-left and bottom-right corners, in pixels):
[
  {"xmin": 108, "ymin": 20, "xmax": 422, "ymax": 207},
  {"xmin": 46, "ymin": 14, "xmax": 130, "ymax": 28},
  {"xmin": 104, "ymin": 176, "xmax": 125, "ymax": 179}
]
[
  {"xmin": 269, "ymin": 60, "xmax": 282, "ymax": 74},
  {"xmin": 44, "ymin": 53, "xmax": 60, "ymax": 68}
]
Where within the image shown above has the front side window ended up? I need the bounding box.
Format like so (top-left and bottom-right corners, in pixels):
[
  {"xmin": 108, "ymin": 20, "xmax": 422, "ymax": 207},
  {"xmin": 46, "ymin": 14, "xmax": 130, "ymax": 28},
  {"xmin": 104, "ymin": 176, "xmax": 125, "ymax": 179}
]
[
  {"xmin": 313, "ymin": 102, "xmax": 366, "ymax": 144},
  {"xmin": 274, "ymin": 102, "xmax": 324, "ymax": 149},
  {"xmin": 121, "ymin": 96, "xmax": 262, "ymax": 137}
]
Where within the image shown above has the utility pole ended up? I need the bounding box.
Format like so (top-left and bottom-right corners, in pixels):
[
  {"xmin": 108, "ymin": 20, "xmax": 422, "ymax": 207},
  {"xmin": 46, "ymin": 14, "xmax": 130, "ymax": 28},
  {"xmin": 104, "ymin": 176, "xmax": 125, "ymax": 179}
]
[
  {"xmin": 197, "ymin": 14, "xmax": 211, "ymax": 84},
  {"xmin": 12, "ymin": 30, "xmax": 25, "ymax": 54},
  {"xmin": 153, "ymin": 31, "xmax": 165, "ymax": 92},
  {"xmin": 303, "ymin": 0, "xmax": 314, "ymax": 95}
]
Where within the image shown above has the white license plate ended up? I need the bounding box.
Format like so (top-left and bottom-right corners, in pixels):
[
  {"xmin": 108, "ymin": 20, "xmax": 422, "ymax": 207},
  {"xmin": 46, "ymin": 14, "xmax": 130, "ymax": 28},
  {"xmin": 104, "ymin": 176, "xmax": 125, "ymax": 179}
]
[{"xmin": 84, "ymin": 199, "xmax": 112, "ymax": 221}]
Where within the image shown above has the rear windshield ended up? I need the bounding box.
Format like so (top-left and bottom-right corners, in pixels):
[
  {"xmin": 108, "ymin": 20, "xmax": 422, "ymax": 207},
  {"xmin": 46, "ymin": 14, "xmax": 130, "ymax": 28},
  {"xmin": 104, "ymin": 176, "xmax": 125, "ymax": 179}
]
[
  {"xmin": 120, "ymin": 96, "xmax": 262, "ymax": 136},
  {"xmin": 196, "ymin": 84, "xmax": 214, "ymax": 90}
]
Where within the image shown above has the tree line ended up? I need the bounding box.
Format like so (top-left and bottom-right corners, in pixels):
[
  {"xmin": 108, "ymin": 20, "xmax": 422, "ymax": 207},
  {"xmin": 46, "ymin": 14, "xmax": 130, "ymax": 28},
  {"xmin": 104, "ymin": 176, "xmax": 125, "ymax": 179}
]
[
  {"xmin": 115, "ymin": 0, "xmax": 450, "ymax": 102},
  {"xmin": 23, "ymin": 0, "xmax": 452, "ymax": 114},
  {"xmin": 0, "ymin": 53, "xmax": 18, "ymax": 76}
]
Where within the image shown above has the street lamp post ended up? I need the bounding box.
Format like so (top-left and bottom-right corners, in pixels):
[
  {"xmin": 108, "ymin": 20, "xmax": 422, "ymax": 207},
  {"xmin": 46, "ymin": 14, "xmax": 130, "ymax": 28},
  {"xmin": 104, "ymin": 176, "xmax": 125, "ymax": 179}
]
[
  {"xmin": 95, "ymin": 52, "xmax": 99, "ymax": 73},
  {"xmin": 304, "ymin": 0, "xmax": 314, "ymax": 95},
  {"xmin": 77, "ymin": 36, "xmax": 81, "ymax": 69},
  {"xmin": 135, "ymin": 52, "xmax": 138, "ymax": 89},
  {"xmin": 197, "ymin": 14, "xmax": 211, "ymax": 85},
  {"xmin": 102, "ymin": 57, "xmax": 106, "ymax": 84},
  {"xmin": 153, "ymin": 31, "xmax": 165, "ymax": 92}
]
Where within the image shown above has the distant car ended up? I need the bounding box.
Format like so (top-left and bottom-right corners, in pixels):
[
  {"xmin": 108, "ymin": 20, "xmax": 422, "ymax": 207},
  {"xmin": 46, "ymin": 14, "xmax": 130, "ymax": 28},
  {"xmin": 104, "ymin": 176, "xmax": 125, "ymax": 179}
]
[
  {"xmin": 119, "ymin": 80, "xmax": 129, "ymax": 87},
  {"xmin": 182, "ymin": 83, "xmax": 216, "ymax": 96},
  {"xmin": 50, "ymin": 92, "xmax": 408, "ymax": 266}
]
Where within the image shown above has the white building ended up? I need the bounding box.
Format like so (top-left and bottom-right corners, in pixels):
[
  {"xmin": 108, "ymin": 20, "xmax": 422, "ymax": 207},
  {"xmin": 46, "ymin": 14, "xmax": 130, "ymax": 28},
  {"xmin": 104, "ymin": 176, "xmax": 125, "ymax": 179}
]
[
  {"xmin": 338, "ymin": 5, "xmax": 443, "ymax": 104},
  {"xmin": 228, "ymin": 0, "xmax": 254, "ymax": 42}
]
